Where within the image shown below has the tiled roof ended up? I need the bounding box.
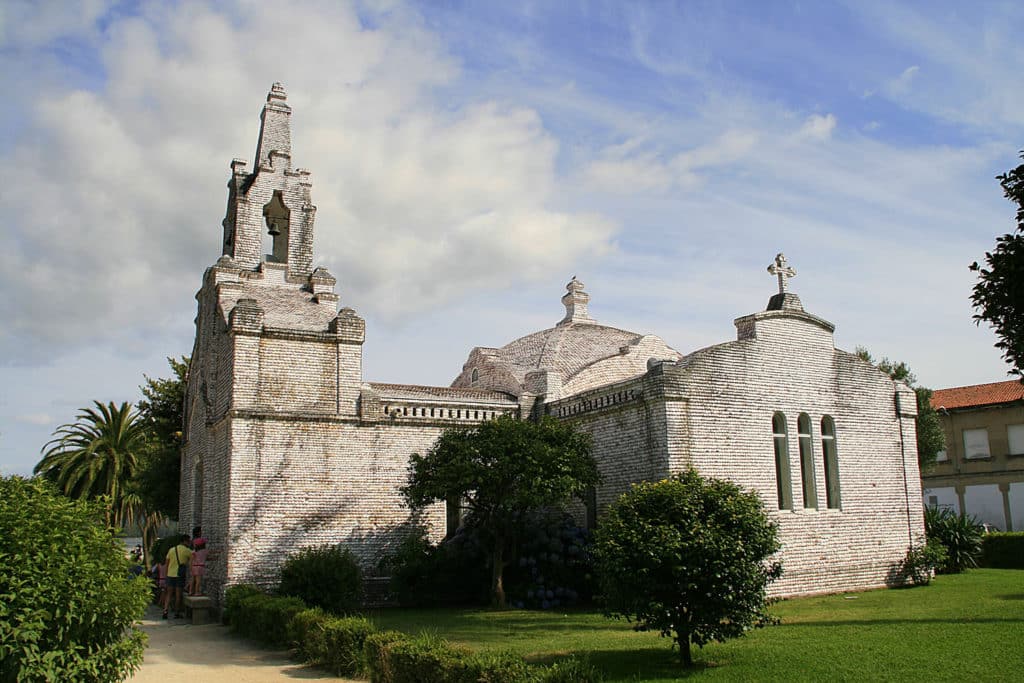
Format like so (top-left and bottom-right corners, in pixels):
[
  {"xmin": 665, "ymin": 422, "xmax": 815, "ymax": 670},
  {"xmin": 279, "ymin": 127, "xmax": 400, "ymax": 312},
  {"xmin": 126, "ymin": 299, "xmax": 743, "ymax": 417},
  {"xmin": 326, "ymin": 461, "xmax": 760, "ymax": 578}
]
[{"xmin": 930, "ymin": 380, "xmax": 1024, "ymax": 410}]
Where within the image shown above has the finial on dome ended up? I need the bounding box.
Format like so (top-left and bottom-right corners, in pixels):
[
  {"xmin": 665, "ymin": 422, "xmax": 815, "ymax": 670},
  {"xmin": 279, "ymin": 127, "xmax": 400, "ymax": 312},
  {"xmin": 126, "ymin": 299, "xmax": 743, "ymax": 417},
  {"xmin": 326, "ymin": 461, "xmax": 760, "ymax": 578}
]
[{"xmin": 558, "ymin": 276, "xmax": 596, "ymax": 325}]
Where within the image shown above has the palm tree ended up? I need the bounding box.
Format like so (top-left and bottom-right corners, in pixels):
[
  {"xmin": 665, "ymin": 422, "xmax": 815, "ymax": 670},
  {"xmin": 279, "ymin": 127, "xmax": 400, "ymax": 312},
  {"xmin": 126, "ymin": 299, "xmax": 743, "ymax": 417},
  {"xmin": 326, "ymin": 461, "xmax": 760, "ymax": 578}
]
[{"xmin": 35, "ymin": 401, "xmax": 150, "ymax": 529}]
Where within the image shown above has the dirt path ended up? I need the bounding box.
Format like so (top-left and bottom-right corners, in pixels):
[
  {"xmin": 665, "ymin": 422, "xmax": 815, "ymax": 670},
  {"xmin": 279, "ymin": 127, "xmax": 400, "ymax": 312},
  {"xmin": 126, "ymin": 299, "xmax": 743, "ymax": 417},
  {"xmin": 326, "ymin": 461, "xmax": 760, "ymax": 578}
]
[{"xmin": 129, "ymin": 605, "xmax": 357, "ymax": 683}]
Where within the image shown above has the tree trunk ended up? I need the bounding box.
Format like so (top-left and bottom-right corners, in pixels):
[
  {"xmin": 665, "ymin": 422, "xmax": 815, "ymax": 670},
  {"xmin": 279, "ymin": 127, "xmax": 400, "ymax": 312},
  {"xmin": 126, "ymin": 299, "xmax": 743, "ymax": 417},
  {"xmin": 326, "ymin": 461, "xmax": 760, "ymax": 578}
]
[
  {"xmin": 679, "ymin": 634, "xmax": 693, "ymax": 667},
  {"xmin": 491, "ymin": 541, "xmax": 506, "ymax": 608}
]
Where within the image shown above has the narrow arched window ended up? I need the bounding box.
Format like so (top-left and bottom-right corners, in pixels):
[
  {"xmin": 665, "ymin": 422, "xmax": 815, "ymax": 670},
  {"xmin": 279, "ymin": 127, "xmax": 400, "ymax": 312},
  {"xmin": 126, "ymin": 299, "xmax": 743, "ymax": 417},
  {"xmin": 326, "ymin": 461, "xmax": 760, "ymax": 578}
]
[
  {"xmin": 772, "ymin": 413, "xmax": 793, "ymax": 510},
  {"xmin": 821, "ymin": 416, "xmax": 841, "ymax": 509},
  {"xmin": 471, "ymin": 368, "xmax": 479, "ymax": 385},
  {"xmin": 798, "ymin": 413, "xmax": 818, "ymax": 508}
]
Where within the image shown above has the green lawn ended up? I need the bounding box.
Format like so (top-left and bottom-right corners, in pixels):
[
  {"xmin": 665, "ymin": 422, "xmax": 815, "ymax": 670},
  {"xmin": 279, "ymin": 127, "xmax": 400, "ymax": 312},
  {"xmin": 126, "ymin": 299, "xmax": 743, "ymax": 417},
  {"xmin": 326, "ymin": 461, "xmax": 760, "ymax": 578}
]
[{"xmin": 368, "ymin": 569, "xmax": 1023, "ymax": 681}]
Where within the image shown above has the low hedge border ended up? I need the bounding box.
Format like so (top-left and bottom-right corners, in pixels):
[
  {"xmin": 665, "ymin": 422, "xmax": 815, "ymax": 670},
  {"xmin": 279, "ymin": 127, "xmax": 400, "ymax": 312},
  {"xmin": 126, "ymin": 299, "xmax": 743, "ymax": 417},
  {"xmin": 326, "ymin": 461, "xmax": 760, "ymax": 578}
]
[
  {"xmin": 222, "ymin": 585, "xmax": 602, "ymax": 682},
  {"xmin": 980, "ymin": 532, "xmax": 1024, "ymax": 569}
]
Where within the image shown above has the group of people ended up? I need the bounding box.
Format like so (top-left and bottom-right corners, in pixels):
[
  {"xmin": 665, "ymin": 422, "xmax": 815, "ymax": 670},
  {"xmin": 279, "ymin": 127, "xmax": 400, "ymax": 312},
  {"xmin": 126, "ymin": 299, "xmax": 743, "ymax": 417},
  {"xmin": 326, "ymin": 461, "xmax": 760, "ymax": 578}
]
[{"xmin": 150, "ymin": 526, "xmax": 210, "ymax": 620}]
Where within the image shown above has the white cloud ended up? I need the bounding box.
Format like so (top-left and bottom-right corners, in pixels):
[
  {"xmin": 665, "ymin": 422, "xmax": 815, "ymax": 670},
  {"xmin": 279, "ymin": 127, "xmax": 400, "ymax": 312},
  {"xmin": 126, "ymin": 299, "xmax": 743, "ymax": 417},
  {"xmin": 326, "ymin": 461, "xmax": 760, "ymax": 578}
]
[
  {"xmin": 886, "ymin": 65, "xmax": 920, "ymax": 96},
  {"xmin": 13, "ymin": 413, "xmax": 54, "ymax": 427},
  {"xmin": 0, "ymin": 0, "xmax": 614, "ymax": 361},
  {"xmin": 798, "ymin": 113, "xmax": 837, "ymax": 141}
]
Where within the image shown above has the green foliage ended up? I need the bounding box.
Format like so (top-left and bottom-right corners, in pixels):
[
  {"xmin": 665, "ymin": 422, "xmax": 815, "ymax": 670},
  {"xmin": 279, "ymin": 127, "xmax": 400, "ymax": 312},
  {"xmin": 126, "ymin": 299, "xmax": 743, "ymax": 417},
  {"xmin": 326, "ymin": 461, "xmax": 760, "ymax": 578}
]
[
  {"xmin": 403, "ymin": 415, "xmax": 600, "ymax": 607},
  {"xmin": 970, "ymin": 153, "xmax": 1024, "ymax": 378},
  {"xmin": 363, "ymin": 630, "xmax": 408, "ymax": 682},
  {"xmin": 853, "ymin": 347, "xmax": 946, "ymax": 467},
  {"xmin": 34, "ymin": 401, "xmax": 150, "ymax": 529},
  {"xmin": 133, "ymin": 356, "xmax": 189, "ymax": 520},
  {"xmin": 0, "ymin": 477, "xmax": 150, "ymax": 682},
  {"xmin": 223, "ymin": 584, "xmax": 263, "ymax": 625},
  {"xmin": 364, "ymin": 631, "xmax": 531, "ymax": 683},
  {"xmin": 505, "ymin": 511, "xmax": 594, "ymax": 609},
  {"xmin": 980, "ymin": 531, "xmax": 1024, "ymax": 568},
  {"xmin": 288, "ymin": 608, "xmax": 375, "ymax": 676},
  {"xmin": 592, "ymin": 469, "xmax": 782, "ymax": 667},
  {"xmin": 899, "ymin": 539, "xmax": 948, "ymax": 586},
  {"xmin": 228, "ymin": 591, "xmax": 307, "ymax": 646},
  {"xmin": 533, "ymin": 656, "xmax": 603, "ymax": 682},
  {"xmin": 278, "ymin": 544, "xmax": 362, "ymax": 614},
  {"xmin": 924, "ymin": 506, "xmax": 983, "ymax": 573},
  {"xmin": 383, "ymin": 525, "xmax": 490, "ymax": 607}
]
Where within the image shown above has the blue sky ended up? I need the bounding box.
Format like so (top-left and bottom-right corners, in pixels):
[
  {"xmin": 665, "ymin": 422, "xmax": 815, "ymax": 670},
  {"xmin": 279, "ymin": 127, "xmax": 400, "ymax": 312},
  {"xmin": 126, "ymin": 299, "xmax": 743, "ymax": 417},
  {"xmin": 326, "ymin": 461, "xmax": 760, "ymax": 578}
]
[{"xmin": 1, "ymin": 0, "xmax": 1021, "ymax": 476}]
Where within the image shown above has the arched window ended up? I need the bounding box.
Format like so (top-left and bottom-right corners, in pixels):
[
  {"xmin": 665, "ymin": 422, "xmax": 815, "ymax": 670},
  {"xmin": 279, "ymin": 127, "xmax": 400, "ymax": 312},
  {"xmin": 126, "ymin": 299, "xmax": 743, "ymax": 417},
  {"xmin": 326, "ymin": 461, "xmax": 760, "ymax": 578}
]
[
  {"xmin": 821, "ymin": 416, "xmax": 841, "ymax": 509},
  {"xmin": 772, "ymin": 413, "xmax": 793, "ymax": 510},
  {"xmin": 471, "ymin": 368, "xmax": 479, "ymax": 384},
  {"xmin": 193, "ymin": 461, "xmax": 204, "ymax": 527},
  {"xmin": 798, "ymin": 413, "xmax": 818, "ymax": 509}
]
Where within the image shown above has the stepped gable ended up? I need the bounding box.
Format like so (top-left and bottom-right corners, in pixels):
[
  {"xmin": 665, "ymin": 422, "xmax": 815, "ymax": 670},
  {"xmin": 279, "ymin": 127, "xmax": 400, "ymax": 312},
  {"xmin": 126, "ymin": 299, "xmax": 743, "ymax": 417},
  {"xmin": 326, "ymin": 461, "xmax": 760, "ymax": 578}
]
[{"xmin": 453, "ymin": 277, "xmax": 681, "ymax": 399}]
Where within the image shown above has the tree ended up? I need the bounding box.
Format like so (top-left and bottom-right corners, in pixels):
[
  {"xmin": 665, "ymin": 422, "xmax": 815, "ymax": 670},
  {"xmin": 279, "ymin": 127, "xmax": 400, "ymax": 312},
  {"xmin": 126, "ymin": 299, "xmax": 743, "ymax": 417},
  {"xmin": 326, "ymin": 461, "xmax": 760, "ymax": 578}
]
[
  {"xmin": 132, "ymin": 356, "xmax": 189, "ymax": 521},
  {"xmin": 592, "ymin": 469, "xmax": 782, "ymax": 667},
  {"xmin": 971, "ymin": 152, "xmax": 1024, "ymax": 379},
  {"xmin": 402, "ymin": 415, "xmax": 600, "ymax": 608},
  {"xmin": 855, "ymin": 347, "xmax": 945, "ymax": 468},
  {"xmin": 0, "ymin": 476, "xmax": 151, "ymax": 681},
  {"xmin": 35, "ymin": 401, "xmax": 149, "ymax": 529}
]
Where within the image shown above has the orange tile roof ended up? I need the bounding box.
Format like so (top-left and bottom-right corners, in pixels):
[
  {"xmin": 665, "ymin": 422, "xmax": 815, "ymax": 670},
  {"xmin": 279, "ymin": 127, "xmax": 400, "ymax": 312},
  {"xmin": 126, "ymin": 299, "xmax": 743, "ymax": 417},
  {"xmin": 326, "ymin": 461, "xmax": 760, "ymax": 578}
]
[{"xmin": 931, "ymin": 380, "xmax": 1024, "ymax": 411}]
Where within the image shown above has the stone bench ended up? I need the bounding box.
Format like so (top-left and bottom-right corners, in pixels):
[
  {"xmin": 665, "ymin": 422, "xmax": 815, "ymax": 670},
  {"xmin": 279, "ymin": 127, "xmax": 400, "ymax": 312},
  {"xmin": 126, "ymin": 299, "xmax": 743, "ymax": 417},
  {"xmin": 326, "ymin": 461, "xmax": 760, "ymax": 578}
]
[{"xmin": 183, "ymin": 595, "xmax": 214, "ymax": 625}]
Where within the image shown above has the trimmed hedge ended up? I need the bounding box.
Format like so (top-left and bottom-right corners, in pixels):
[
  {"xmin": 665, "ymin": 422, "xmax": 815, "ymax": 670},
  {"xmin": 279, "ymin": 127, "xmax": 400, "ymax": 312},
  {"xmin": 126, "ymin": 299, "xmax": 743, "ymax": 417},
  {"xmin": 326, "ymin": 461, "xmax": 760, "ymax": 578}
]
[
  {"xmin": 279, "ymin": 544, "xmax": 363, "ymax": 614},
  {"xmin": 226, "ymin": 588, "xmax": 602, "ymax": 681},
  {"xmin": 289, "ymin": 607, "xmax": 376, "ymax": 676},
  {"xmin": 981, "ymin": 532, "xmax": 1024, "ymax": 569}
]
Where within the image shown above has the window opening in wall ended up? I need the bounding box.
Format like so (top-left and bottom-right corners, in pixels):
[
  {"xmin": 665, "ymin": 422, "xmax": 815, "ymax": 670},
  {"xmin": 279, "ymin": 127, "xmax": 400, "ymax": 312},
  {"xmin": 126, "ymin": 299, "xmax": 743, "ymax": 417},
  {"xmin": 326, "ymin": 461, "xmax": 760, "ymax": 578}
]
[
  {"xmin": 471, "ymin": 368, "xmax": 479, "ymax": 385},
  {"xmin": 1008, "ymin": 424, "xmax": 1024, "ymax": 456},
  {"xmin": 798, "ymin": 413, "xmax": 818, "ymax": 508},
  {"xmin": 772, "ymin": 413, "xmax": 793, "ymax": 510},
  {"xmin": 585, "ymin": 487, "xmax": 598, "ymax": 530},
  {"xmin": 821, "ymin": 416, "xmax": 841, "ymax": 509},
  {"xmin": 935, "ymin": 449, "xmax": 948, "ymax": 462},
  {"xmin": 962, "ymin": 428, "xmax": 991, "ymax": 459}
]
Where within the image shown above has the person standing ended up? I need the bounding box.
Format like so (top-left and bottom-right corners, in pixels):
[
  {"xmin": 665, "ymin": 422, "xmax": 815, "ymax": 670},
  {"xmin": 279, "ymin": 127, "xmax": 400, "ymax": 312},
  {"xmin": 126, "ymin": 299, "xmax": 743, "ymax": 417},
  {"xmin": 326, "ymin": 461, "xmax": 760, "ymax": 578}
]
[
  {"xmin": 163, "ymin": 534, "xmax": 192, "ymax": 619},
  {"xmin": 188, "ymin": 538, "xmax": 207, "ymax": 596}
]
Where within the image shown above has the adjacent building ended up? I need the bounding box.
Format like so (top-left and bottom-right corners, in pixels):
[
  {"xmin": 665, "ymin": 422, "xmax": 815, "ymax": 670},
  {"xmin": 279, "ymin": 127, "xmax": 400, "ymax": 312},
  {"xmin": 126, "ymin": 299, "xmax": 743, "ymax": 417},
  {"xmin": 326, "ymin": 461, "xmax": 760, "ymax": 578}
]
[{"xmin": 923, "ymin": 380, "xmax": 1024, "ymax": 531}]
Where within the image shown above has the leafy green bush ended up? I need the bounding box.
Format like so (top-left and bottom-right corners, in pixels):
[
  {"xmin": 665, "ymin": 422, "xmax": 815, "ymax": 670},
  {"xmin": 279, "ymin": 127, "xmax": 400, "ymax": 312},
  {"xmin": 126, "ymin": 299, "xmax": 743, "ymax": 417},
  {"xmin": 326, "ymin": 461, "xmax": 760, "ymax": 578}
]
[
  {"xmin": 229, "ymin": 592, "xmax": 307, "ymax": 646},
  {"xmin": 223, "ymin": 583, "xmax": 263, "ymax": 625},
  {"xmin": 534, "ymin": 656, "xmax": 604, "ymax": 682},
  {"xmin": 278, "ymin": 544, "xmax": 362, "ymax": 614},
  {"xmin": 592, "ymin": 469, "xmax": 782, "ymax": 667},
  {"xmin": 363, "ymin": 630, "xmax": 408, "ymax": 682},
  {"xmin": 289, "ymin": 608, "xmax": 376, "ymax": 676},
  {"xmin": 924, "ymin": 506, "xmax": 983, "ymax": 573},
  {"xmin": 899, "ymin": 539, "xmax": 948, "ymax": 586},
  {"xmin": 383, "ymin": 525, "xmax": 490, "ymax": 607},
  {"xmin": 0, "ymin": 476, "xmax": 151, "ymax": 682},
  {"xmin": 980, "ymin": 532, "xmax": 1024, "ymax": 568},
  {"xmin": 505, "ymin": 511, "xmax": 594, "ymax": 610}
]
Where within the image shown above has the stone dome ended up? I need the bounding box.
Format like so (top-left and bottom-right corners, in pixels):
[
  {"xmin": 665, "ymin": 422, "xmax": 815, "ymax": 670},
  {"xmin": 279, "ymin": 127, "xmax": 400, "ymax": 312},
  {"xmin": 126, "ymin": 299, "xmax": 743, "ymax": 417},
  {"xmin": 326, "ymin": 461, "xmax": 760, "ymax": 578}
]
[{"xmin": 452, "ymin": 278, "xmax": 681, "ymax": 401}]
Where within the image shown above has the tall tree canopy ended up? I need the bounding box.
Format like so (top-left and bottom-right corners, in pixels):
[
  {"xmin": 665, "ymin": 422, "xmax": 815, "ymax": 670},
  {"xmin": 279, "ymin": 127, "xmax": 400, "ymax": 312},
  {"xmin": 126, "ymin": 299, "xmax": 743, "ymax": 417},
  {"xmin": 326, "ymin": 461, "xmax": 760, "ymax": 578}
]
[
  {"xmin": 402, "ymin": 415, "xmax": 600, "ymax": 608},
  {"xmin": 132, "ymin": 356, "xmax": 189, "ymax": 520},
  {"xmin": 855, "ymin": 347, "xmax": 945, "ymax": 468},
  {"xmin": 971, "ymin": 152, "xmax": 1024, "ymax": 379},
  {"xmin": 35, "ymin": 401, "xmax": 149, "ymax": 529},
  {"xmin": 593, "ymin": 469, "xmax": 782, "ymax": 667}
]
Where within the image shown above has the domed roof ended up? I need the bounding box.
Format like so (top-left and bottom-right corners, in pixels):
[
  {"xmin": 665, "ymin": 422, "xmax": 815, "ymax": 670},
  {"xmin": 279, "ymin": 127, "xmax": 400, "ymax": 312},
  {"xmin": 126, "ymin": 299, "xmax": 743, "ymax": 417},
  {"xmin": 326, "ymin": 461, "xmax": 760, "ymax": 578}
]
[{"xmin": 452, "ymin": 278, "xmax": 681, "ymax": 400}]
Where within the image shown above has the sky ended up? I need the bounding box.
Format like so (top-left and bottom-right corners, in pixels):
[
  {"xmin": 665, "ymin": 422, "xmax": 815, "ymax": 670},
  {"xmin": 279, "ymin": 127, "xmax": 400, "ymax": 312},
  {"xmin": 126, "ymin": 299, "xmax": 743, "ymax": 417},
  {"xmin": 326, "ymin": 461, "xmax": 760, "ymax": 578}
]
[{"xmin": 1, "ymin": 0, "xmax": 1021, "ymax": 477}]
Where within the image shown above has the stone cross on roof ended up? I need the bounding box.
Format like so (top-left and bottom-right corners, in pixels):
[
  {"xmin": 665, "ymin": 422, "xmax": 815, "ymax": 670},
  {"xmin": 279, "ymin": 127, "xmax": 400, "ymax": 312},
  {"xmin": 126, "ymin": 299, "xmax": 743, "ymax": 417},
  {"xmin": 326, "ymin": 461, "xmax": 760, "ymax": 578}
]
[{"xmin": 767, "ymin": 253, "xmax": 796, "ymax": 294}]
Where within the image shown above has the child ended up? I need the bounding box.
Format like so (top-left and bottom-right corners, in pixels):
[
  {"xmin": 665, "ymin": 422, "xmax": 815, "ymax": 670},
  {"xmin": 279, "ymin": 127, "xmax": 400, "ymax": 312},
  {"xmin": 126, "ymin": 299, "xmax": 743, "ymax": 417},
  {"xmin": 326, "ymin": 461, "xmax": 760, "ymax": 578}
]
[{"xmin": 189, "ymin": 539, "xmax": 207, "ymax": 596}]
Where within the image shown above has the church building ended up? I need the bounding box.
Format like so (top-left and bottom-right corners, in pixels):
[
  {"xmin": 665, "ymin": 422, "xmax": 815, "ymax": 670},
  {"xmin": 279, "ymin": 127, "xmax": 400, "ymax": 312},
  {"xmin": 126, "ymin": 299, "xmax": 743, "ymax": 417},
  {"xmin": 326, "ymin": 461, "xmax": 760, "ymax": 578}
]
[{"xmin": 181, "ymin": 85, "xmax": 925, "ymax": 603}]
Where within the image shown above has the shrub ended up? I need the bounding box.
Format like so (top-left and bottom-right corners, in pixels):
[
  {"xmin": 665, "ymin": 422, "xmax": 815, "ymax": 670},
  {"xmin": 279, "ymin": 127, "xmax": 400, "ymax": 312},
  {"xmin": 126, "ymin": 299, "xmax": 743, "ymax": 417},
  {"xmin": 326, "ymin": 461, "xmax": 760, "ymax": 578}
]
[
  {"xmin": 363, "ymin": 630, "xmax": 408, "ymax": 683},
  {"xmin": 278, "ymin": 544, "xmax": 362, "ymax": 614},
  {"xmin": 223, "ymin": 583, "xmax": 263, "ymax": 625},
  {"xmin": 980, "ymin": 532, "xmax": 1024, "ymax": 568},
  {"xmin": 291, "ymin": 610, "xmax": 376, "ymax": 676},
  {"xmin": 924, "ymin": 506, "xmax": 983, "ymax": 573},
  {"xmin": 383, "ymin": 525, "xmax": 490, "ymax": 607},
  {"xmin": 0, "ymin": 476, "xmax": 151, "ymax": 682},
  {"xmin": 899, "ymin": 539, "xmax": 948, "ymax": 586},
  {"xmin": 464, "ymin": 651, "xmax": 530, "ymax": 682},
  {"xmin": 534, "ymin": 656, "xmax": 604, "ymax": 683},
  {"xmin": 229, "ymin": 592, "xmax": 307, "ymax": 646},
  {"xmin": 505, "ymin": 511, "xmax": 594, "ymax": 610},
  {"xmin": 592, "ymin": 469, "xmax": 782, "ymax": 667}
]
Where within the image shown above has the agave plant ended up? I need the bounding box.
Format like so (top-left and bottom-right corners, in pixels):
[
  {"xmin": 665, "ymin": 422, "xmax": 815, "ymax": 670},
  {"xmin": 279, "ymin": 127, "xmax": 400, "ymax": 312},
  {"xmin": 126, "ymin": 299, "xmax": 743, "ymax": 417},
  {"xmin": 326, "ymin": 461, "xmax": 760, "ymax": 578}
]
[{"xmin": 924, "ymin": 506, "xmax": 983, "ymax": 573}]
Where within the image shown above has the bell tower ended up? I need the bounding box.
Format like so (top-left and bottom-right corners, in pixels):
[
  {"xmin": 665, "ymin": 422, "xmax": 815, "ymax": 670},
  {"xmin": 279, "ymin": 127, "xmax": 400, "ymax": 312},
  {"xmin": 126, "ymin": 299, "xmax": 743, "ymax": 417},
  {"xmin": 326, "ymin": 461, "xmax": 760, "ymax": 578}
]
[{"xmin": 221, "ymin": 83, "xmax": 316, "ymax": 276}]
